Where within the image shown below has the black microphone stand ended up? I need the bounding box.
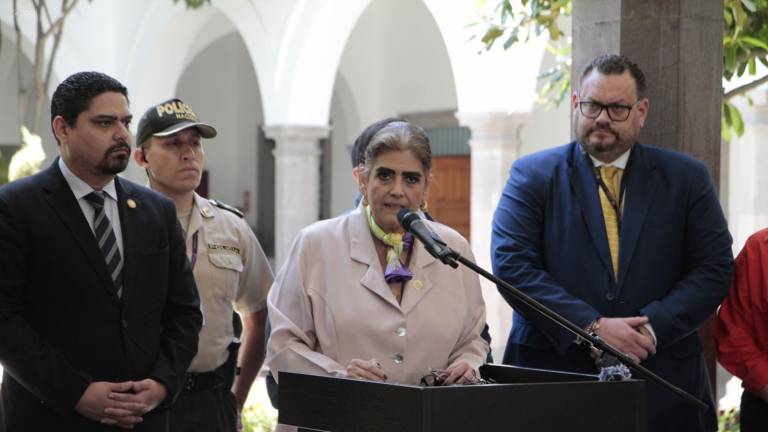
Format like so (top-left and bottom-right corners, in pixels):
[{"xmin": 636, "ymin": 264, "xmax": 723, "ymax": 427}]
[{"xmin": 430, "ymin": 242, "xmax": 708, "ymax": 411}]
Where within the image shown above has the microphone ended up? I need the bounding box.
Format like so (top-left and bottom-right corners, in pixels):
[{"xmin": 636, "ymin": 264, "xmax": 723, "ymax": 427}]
[{"xmin": 397, "ymin": 208, "xmax": 458, "ymax": 268}]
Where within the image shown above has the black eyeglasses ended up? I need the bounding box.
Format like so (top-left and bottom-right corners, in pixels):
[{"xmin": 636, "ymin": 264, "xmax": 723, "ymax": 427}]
[
  {"xmin": 578, "ymin": 100, "xmax": 640, "ymax": 122},
  {"xmin": 419, "ymin": 368, "xmax": 495, "ymax": 387},
  {"xmin": 420, "ymin": 370, "xmax": 447, "ymax": 387}
]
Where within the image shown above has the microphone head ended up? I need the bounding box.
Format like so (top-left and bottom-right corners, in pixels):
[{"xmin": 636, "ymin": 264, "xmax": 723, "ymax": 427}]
[{"xmin": 397, "ymin": 207, "xmax": 421, "ymax": 231}]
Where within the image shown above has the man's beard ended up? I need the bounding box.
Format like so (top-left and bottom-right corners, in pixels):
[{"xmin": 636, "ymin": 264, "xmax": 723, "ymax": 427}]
[
  {"xmin": 97, "ymin": 142, "xmax": 130, "ymax": 175},
  {"xmin": 577, "ymin": 124, "xmax": 625, "ymax": 158}
]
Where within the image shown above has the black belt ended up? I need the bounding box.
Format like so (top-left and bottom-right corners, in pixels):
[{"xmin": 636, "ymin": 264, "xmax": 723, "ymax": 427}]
[
  {"xmin": 182, "ymin": 367, "xmax": 228, "ymax": 392},
  {"xmin": 182, "ymin": 344, "xmax": 238, "ymax": 393}
]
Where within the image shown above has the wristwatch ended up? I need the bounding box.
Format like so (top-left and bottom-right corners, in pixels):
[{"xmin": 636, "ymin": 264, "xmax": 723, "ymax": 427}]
[{"xmin": 585, "ymin": 318, "xmax": 602, "ymax": 335}]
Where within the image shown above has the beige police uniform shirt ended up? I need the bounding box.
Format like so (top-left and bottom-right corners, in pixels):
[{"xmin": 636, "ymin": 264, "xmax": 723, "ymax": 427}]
[
  {"xmin": 266, "ymin": 205, "xmax": 488, "ymax": 385},
  {"xmin": 183, "ymin": 193, "xmax": 273, "ymax": 372}
]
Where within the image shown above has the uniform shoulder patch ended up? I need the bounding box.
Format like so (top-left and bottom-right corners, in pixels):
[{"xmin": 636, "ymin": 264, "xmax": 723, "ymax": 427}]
[{"xmin": 209, "ymin": 199, "xmax": 244, "ymax": 218}]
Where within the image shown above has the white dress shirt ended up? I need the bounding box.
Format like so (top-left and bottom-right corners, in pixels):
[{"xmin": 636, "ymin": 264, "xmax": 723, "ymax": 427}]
[{"xmin": 58, "ymin": 158, "xmax": 124, "ymax": 258}]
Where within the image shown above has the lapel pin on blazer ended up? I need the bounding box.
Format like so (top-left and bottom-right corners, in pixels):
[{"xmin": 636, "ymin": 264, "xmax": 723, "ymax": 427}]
[{"xmin": 127, "ymin": 198, "xmax": 137, "ymax": 209}]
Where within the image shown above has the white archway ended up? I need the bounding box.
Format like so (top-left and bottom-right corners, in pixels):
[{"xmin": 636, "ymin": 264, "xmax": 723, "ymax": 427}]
[{"xmin": 328, "ymin": 0, "xmax": 460, "ymax": 215}]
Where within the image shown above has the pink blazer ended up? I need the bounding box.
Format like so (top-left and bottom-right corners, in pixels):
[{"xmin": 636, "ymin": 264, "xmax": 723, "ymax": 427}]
[{"xmin": 267, "ymin": 206, "xmax": 488, "ymax": 385}]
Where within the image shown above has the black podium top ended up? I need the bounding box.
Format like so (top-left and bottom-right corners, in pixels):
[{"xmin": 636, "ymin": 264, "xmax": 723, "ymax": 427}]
[{"xmin": 278, "ymin": 364, "xmax": 645, "ymax": 431}]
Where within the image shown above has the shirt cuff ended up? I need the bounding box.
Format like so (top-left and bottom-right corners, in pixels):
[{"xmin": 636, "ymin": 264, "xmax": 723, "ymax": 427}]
[{"xmin": 643, "ymin": 323, "xmax": 657, "ymax": 346}]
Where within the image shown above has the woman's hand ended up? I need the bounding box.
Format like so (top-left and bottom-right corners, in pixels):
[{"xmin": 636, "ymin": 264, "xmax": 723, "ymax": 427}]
[
  {"xmin": 442, "ymin": 362, "xmax": 478, "ymax": 385},
  {"xmin": 346, "ymin": 358, "xmax": 388, "ymax": 382}
]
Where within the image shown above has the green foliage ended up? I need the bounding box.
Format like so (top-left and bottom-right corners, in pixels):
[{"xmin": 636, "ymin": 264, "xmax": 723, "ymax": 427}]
[
  {"xmin": 473, "ymin": 0, "xmax": 570, "ymax": 49},
  {"xmin": 477, "ymin": 0, "xmax": 768, "ymax": 140},
  {"xmin": 722, "ymin": 0, "xmax": 768, "ymax": 137},
  {"xmin": 723, "ymin": 100, "xmax": 745, "ymax": 141},
  {"xmin": 719, "ymin": 407, "xmax": 740, "ymax": 431},
  {"xmin": 536, "ymin": 43, "xmax": 571, "ymax": 108},
  {"xmin": 0, "ymin": 153, "xmax": 8, "ymax": 187},
  {"xmin": 173, "ymin": 0, "xmax": 211, "ymax": 9},
  {"xmin": 241, "ymin": 402, "xmax": 278, "ymax": 432}
]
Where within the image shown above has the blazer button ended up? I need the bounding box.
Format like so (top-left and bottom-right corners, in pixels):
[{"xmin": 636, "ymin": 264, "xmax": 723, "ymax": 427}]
[
  {"xmin": 605, "ymin": 292, "xmax": 615, "ymax": 301},
  {"xmin": 396, "ymin": 327, "xmax": 406, "ymax": 337},
  {"xmin": 393, "ymin": 354, "xmax": 404, "ymax": 364},
  {"xmin": 122, "ymin": 319, "xmax": 128, "ymax": 329}
]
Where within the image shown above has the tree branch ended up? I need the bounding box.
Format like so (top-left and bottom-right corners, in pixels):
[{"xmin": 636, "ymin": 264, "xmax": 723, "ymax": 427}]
[
  {"xmin": 43, "ymin": 4, "xmax": 67, "ymax": 113},
  {"xmin": 44, "ymin": 29, "xmax": 62, "ymax": 93},
  {"xmin": 43, "ymin": 0, "xmax": 79, "ymax": 39},
  {"xmin": 42, "ymin": 0, "xmax": 54, "ymax": 28},
  {"xmin": 724, "ymin": 73, "xmax": 768, "ymax": 100},
  {"xmin": 13, "ymin": 0, "xmax": 29, "ymax": 126}
]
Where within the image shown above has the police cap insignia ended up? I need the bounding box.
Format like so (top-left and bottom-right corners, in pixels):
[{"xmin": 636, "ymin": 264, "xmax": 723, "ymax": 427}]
[{"xmin": 136, "ymin": 98, "xmax": 217, "ymax": 146}]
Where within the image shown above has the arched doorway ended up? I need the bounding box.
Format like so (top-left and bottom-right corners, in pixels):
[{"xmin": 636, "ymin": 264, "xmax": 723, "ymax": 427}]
[
  {"xmin": 174, "ymin": 18, "xmax": 273, "ymax": 256},
  {"xmin": 328, "ymin": 0, "xmax": 461, "ymax": 223}
]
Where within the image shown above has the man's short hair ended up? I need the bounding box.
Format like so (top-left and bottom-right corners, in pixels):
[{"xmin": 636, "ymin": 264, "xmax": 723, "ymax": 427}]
[
  {"xmin": 580, "ymin": 54, "xmax": 646, "ymax": 99},
  {"xmin": 50, "ymin": 72, "xmax": 128, "ymax": 128}
]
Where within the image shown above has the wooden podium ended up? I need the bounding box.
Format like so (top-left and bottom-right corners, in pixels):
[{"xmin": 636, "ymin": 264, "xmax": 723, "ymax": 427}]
[{"xmin": 278, "ymin": 364, "xmax": 645, "ymax": 431}]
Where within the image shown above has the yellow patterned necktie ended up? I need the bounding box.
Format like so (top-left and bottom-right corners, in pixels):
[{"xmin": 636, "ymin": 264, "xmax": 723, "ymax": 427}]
[{"xmin": 598, "ymin": 166, "xmax": 622, "ymax": 280}]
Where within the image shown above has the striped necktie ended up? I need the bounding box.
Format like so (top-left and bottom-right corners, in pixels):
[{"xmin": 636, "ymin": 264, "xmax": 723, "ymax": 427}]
[
  {"xmin": 598, "ymin": 166, "xmax": 621, "ymax": 281},
  {"xmin": 84, "ymin": 191, "xmax": 123, "ymax": 298}
]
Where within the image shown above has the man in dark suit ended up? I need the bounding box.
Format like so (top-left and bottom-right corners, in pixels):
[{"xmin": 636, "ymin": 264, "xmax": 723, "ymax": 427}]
[
  {"xmin": 491, "ymin": 54, "xmax": 733, "ymax": 431},
  {"xmin": 0, "ymin": 71, "xmax": 203, "ymax": 431}
]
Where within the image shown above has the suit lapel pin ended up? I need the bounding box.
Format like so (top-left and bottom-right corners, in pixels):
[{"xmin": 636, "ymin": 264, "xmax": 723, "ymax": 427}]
[
  {"xmin": 127, "ymin": 199, "xmax": 137, "ymax": 209},
  {"xmin": 201, "ymin": 207, "xmax": 211, "ymax": 217}
]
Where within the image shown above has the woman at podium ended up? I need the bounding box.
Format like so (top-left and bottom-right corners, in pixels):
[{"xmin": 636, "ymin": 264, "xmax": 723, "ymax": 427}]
[{"xmin": 266, "ymin": 120, "xmax": 489, "ymax": 387}]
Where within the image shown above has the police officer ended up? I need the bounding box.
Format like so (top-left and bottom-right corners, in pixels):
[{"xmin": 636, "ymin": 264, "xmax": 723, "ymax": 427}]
[{"xmin": 134, "ymin": 98, "xmax": 273, "ymax": 431}]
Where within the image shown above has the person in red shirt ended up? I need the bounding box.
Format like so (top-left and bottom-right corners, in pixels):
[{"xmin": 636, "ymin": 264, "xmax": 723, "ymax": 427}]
[{"xmin": 716, "ymin": 228, "xmax": 768, "ymax": 431}]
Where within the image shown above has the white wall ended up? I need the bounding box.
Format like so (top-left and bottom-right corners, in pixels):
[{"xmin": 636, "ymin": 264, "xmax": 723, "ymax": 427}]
[
  {"xmin": 175, "ymin": 32, "xmax": 263, "ymax": 227},
  {"xmin": 337, "ymin": 0, "xmax": 457, "ymax": 127},
  {"xmin": 329, "ymin": 0, "xmax": 458, "ymax": 215},
  {"xmin": 726, "ymin": 86, "xmax": 768, "ymax": 253},
  {"xmin": 329, "ymin": 73, "xmax": 361, "ymax": 214},
  {"xmin": 519, "ymin": 101, "xmax": 571, "ymax": 158}
]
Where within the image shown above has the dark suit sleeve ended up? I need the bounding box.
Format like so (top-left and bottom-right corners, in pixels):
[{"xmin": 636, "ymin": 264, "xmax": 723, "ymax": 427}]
[
  {"xmin": 639, "ymin": 162, "xmax": 733, "ymax": 347},
  {"xmin": 492, "ymin": 160, "xmax": 600, "ymax": 354},
  {"xmin": 0, "ymin": 195, "xmax": 91, "ymax": 414},
  {"xmin": 149, "ymin": 200, "xmax": 203, "ymax": 402}
]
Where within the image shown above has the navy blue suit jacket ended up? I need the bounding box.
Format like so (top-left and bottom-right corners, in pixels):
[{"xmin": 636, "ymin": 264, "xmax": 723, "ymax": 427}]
[
  {"xmin": 492, "ymin": 142, "xmax": 733, "ymax": 432},
  {"xmin": 0, "ymin": 161, "xmax": 203, "ymax": 431}
]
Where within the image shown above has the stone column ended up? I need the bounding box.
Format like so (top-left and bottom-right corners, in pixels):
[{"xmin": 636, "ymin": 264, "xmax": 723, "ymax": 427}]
[
  {"xmin": 263, "ymin": 125, "xmax": 331, "ymax": 268},
  {"xmin": 457, "ymin": 111, "xmax": 529, "ymax": 358},
  {"xmin": 573, "ymin": 0, "xmax": 723, "ymax": 394},
  {"xmin": 573, "ymin": 0, "xmax": 723, "ymax": 181}
]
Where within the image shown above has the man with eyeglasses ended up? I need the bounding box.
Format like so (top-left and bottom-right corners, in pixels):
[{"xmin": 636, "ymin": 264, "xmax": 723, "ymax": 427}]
[{"xmin": 491, "ymin": 54, "xmax": 733, "ymax": 431}]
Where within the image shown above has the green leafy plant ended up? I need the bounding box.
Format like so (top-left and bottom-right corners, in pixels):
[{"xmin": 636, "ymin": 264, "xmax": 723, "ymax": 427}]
[
  {"xmin": 0, "ymin": 153, "xmax": 9, "ymax": 187},
  {"xmin": 719, "ymin": 407, "xmax": 740, "ymax": 431},
  {"xmin": 469, "ymin": 1, "xmax": 572, "ymax": 109},
  {"xmin": 241, "ymin": 402, "xmax": 278, "ymax": 432},
  {"xmin": 473, "ymin": 0, "xmax": 768, "ymax": 140},
  {"xmin": 173, "ymin": 0, "xmax": 211, "ymax": 8}
]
